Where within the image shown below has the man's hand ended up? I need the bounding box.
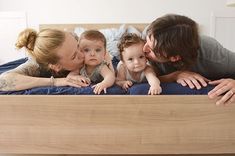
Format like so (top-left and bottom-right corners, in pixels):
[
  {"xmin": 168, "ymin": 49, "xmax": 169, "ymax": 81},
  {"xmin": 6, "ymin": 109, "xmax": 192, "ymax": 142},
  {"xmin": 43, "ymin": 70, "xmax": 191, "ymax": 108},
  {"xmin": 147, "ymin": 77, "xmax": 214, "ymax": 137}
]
[
  {"xmin": 176, "ymin": 71, "xmax": 210, "ymax": 89},
  {"xmin": 208, "ymin": 78, "xmax": 235, "ymax": 106}
]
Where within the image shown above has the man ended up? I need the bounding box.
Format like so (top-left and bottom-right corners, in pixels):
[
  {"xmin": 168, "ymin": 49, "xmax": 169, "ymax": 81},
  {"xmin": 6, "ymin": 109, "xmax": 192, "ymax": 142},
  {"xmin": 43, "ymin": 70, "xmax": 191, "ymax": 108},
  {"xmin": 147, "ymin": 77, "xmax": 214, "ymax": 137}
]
[{"xmin": 143, "ymin": 14, "xmax": 235, "ymax": 105}]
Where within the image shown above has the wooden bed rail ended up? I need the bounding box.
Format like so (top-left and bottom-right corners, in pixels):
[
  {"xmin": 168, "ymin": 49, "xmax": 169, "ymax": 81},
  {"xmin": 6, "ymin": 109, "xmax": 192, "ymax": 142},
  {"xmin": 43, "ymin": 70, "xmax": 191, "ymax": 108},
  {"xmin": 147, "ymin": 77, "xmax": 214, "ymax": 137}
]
[{"xmin": 0, "ymin": 95, "xmax": 235, "ymax": 155}]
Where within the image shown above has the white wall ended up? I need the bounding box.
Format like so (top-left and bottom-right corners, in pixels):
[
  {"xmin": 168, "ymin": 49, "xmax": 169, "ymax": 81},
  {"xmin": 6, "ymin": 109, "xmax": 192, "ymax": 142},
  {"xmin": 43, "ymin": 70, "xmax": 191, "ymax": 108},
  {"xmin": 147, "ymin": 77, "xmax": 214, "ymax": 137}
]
[
  {"xmin": 0, "ymin": 12, "xmax": 27, "ymax": 64},
  {"xmin": 1, "ymin": 0, "xmax": 233, "ymax": 33},
  {"xmin": 0, "ymin": 0, "xmax": 235, "ymax": 64}
]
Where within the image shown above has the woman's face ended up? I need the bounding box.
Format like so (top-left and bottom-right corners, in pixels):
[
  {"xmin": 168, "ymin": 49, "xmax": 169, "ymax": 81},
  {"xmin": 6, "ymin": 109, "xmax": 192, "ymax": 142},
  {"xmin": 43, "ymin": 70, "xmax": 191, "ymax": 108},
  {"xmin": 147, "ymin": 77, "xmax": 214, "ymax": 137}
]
[
  {"xmin": 56, "ymin": 33, "xmax": 84, "ymax": 71},
  {"xmin": 143, "ymin": 35, "xmax": 169, "ymax": 63}
]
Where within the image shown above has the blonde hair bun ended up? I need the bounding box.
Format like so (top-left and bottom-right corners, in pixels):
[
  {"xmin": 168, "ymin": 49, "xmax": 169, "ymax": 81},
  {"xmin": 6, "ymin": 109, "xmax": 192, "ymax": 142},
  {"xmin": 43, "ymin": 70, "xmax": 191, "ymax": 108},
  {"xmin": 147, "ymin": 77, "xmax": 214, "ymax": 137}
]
[{"xmin": 15, "ymin": 28, "xmax": 37, "ymax": 52}]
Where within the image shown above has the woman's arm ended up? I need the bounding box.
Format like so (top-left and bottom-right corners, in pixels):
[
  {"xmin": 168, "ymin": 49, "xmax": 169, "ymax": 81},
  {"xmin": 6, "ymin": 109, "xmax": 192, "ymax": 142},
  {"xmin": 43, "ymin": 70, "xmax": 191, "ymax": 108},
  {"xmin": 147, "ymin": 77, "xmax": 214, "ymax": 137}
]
[
  {"xmin": 0, "ymin": 61, "xmax": 46, "ymax": 91},
  {"xmin": 0, "ymin": 61, "xmax": 88, "ymax": 91},
  {"xmin": 0, "ymin": 72, "xmax": 53, "ymax": 91}
]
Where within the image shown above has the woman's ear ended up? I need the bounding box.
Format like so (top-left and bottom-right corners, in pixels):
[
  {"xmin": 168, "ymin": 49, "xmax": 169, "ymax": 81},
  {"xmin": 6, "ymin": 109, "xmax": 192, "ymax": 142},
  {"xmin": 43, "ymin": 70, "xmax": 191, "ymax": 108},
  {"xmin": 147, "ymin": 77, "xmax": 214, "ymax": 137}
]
[
  {"xmin": 169, "ymin": 55, "xmax": 181, "ymax": 62},
  {"xmin": 49, "ymin": 64, "xmax": 62, "ymax": 73}
]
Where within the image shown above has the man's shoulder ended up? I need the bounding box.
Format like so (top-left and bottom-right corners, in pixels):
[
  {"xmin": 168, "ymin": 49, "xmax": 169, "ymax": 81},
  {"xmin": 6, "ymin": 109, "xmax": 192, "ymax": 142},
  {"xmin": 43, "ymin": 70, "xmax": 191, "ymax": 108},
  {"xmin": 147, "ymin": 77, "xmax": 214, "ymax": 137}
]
[{"xmin": 199, "ymin": 35, "xmax": 220, "ymax": 47}]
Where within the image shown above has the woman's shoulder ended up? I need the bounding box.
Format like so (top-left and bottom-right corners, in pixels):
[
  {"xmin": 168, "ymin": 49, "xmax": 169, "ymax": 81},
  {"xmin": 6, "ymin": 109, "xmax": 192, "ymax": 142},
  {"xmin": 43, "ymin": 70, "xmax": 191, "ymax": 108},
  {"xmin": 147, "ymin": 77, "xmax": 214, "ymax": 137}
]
[{"xmin": 6, "ymin": 58, "xmax": 41, "ymax": 76}]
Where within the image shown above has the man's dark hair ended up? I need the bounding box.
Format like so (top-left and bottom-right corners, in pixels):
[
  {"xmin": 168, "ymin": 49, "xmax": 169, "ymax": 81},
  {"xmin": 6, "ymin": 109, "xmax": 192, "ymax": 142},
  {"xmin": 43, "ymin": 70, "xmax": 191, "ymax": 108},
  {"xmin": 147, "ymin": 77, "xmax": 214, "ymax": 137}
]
[{"xmin": 147, "ymin": 14, "xmax": 199, "ymax": 69}]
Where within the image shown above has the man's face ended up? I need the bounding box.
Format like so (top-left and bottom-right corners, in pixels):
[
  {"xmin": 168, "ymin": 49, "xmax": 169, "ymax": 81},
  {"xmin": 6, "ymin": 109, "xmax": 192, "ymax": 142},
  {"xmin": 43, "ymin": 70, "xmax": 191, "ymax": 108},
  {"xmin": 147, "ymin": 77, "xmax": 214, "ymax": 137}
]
[{"xmin": 143, "ymin": 35, "xmax": 169, "ymax": 63}]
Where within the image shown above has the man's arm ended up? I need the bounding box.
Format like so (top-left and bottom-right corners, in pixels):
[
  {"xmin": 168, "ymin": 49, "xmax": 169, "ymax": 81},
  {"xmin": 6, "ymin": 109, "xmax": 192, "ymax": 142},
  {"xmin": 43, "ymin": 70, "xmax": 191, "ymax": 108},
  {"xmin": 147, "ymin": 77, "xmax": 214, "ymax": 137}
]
[
  {"xmin": 208, "ymin": 79, "xmax": 235, "ymax": 105},
  {"xmin": 159, "ymin": 70, "xmax": 209, "ymax": 89}
]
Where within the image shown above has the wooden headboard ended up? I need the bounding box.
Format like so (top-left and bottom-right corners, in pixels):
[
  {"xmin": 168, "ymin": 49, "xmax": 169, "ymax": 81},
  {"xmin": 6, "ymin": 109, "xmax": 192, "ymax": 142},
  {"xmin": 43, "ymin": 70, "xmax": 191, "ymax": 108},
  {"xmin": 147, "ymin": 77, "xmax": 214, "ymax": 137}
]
[
  {"xmin": 39, "ymin": 23, "xmax": 148, "ymax": 32},
  {"xmin": 0, "ymin": 24, "xmax": 234, "ymax": 155}
]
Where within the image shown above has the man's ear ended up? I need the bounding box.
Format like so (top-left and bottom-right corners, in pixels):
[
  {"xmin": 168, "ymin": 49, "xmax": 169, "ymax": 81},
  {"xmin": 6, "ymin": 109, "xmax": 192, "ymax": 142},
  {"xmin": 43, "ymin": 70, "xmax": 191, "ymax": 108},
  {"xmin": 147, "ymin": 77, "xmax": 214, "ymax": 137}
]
[
  {"xmin": 49, "ymin": 63, "xmax": 62, "ymax": 73},
  {"xmin": 169, "ymin": 55, "xmax": 181, "ymax": 62}
]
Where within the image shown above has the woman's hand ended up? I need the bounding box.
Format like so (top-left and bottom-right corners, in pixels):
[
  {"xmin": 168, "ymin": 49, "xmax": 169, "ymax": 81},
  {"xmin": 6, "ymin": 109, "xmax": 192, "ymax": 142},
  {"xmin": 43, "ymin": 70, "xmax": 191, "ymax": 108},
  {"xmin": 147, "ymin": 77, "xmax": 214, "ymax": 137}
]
[
  {"xmin": 67, "ymin": 74, "xmax": 90, "ymax": 85},
  {"xmin": 208, "ymin": 78, "xmax": 235, "ymax": 105},
  {"xmin": 176, "ymin": 71, "xmax": 210, "ymax": 89},
  {"xmin": 67, "ymin": 74, "xmax": 91, "ymax": 87},
  {"xmin": 54, "ymin": 75, "xmax": 90, "ymax": 88}
]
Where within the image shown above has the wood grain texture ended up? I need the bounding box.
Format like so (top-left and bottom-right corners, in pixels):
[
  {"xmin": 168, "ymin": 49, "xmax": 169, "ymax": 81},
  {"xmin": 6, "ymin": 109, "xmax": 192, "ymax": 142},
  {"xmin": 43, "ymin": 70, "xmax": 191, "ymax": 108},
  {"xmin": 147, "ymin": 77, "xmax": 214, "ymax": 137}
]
[
  {"xmin": 0, "ymin": 95, "xmax": 234, "ymax": 154},
  {"xmin": 39, "ymin": 24, "xmax": 148, "ymax": 32}
]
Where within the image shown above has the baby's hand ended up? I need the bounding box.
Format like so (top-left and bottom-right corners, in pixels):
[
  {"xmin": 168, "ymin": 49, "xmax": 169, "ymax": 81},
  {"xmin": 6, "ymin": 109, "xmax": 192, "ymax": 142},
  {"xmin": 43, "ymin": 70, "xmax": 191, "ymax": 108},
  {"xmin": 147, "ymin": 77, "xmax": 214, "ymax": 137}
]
[
  {"xmin": 122, "ymin": 80, "xmax": 133, "ymax": 90},
  {"xmin": 92, "ymin": 82, "xmax": 108, "ymax": 94},
  {"xmin": 148, "ymin": 84, "xmax": 162, "ymax": 95}
]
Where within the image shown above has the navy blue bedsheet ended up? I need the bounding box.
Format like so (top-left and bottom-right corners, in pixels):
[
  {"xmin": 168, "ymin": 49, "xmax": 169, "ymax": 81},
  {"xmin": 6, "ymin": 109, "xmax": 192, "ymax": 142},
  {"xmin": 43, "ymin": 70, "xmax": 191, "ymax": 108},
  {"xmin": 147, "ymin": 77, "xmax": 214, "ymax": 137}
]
[{"xmin": 0, "ymin": 58, "xmax": 214, "ymax": 95}]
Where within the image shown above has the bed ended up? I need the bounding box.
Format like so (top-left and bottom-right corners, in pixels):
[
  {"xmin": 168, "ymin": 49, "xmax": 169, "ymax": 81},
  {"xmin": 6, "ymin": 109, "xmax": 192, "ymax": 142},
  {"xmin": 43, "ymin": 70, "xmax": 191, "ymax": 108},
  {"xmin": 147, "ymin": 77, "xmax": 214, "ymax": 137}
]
[
  {"xmin": 0, "ymin": 24, "xmax": 234, "ymax": 155},
  {"xmin": 0, "ymin": 24, "xmax": 213, "ymax": 95}
]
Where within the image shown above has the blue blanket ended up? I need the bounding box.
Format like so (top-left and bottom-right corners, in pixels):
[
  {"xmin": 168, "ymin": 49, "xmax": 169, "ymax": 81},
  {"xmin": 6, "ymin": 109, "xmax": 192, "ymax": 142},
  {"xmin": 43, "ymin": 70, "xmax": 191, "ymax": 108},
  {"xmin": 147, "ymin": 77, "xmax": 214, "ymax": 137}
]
[{"xmin": 0, "ymin": 58, "xmax": 214, "ymax": 95}]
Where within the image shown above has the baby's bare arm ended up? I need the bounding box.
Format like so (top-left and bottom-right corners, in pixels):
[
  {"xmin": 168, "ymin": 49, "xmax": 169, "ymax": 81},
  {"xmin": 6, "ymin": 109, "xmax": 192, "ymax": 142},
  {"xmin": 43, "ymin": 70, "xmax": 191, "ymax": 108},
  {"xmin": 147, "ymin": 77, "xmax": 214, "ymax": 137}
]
[
  {"xmin": 93, "ymin": 65, "xmax": 115, "ymax": 94},
  {"xmin": 144, "ymin": 66, "xmax": 162, "ymax": 95}
]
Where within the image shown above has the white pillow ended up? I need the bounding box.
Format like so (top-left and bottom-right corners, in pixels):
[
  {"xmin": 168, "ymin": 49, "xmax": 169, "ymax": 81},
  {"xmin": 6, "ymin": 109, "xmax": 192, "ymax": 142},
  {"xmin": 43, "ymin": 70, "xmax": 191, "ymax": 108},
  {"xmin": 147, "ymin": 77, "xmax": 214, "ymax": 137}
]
[
  {"xmin": 99, "ymin": 24, "xmax": 127, "ymax": 60},
  {"xmin": 141, "ymin": 25, "xmax": 149, "ymax": 40},
  {"xmin": 74, "ymin": 24, "xmax": 144, "ymax": 60},
  {"xmin": 74, "ymin": 27, "xmax": 86, "ymax": 37},
  {"xmin": 126, "ymin": 25, "xmax": 142, "ymax": 37}
]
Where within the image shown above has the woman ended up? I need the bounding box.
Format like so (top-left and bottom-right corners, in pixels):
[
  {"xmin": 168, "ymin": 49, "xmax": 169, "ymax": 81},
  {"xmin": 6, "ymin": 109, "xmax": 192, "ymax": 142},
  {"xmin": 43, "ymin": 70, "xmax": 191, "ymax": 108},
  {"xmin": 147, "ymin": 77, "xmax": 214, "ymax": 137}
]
[
  {"xmin": 143, "ymin": 14, "xmax": 235, "ymax": 105},
  {"xmin": 0, "ymin": 28, "xmax": 100, "ymax": 91}
]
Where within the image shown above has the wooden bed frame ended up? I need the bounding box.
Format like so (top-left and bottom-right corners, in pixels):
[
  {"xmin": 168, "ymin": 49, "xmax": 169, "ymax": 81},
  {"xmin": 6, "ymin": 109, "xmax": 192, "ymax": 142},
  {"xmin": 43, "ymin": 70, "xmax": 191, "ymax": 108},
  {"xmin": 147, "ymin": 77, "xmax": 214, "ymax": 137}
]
[{"xmin": 0, "ymin": 24, "xmax": 234, "ymax": 155}]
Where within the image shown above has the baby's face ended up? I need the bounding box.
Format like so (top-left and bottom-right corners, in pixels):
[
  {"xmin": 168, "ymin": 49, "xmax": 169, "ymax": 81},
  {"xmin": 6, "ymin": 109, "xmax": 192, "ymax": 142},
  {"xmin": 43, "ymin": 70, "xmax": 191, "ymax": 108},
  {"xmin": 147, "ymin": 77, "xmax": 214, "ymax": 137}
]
[
  {"xmin": 122, "ymin": 43, "xmax": 147, "ymax": 72},
  {"xmin": 79, "ymin": 39, "xmax": 106, "ymax": 66}
]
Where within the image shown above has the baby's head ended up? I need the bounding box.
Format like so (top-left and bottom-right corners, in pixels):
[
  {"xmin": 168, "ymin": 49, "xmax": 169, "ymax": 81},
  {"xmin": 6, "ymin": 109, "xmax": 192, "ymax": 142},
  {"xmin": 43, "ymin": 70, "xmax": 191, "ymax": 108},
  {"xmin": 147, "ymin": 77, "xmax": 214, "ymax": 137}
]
[
  {"xmin": 79, "ymin": 30, "xmax": 107, "ymax": 66},
  {"xmin": 118, "ymin": 33, "xmax": 145, "ymax": 61},
  {"xmin": 79, "ymin": 30, "xmax": 106, "ymax": 48},
  {"xmin": 118, "ymin": 33, "xmax": 147, "ymax": 72}
]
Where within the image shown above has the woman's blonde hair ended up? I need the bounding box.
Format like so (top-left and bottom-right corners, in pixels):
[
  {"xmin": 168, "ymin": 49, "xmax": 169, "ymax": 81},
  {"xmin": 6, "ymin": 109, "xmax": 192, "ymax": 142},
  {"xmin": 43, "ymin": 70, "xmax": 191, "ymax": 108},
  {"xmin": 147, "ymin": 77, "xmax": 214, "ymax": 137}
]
[{"xmin": 15, "ymin": 28, "xmax": 66, "ymax": 67}]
